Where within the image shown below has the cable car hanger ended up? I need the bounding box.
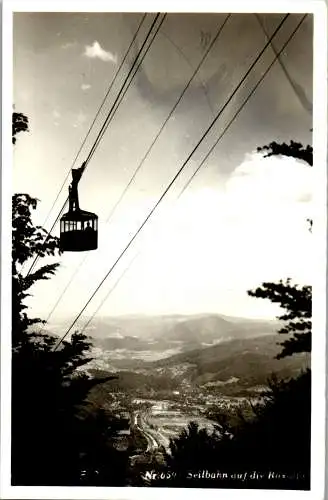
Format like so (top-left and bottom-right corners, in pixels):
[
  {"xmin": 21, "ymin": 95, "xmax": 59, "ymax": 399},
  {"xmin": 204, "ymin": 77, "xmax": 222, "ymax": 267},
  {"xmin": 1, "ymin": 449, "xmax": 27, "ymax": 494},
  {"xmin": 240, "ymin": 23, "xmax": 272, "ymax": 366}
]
[
  {"xmin": 60, "ymin": 162, "xmax": 98, "ymax": 252},
  {"xmin": 25, "ymin": 15, "xmax": 163, "ymax": 274}
]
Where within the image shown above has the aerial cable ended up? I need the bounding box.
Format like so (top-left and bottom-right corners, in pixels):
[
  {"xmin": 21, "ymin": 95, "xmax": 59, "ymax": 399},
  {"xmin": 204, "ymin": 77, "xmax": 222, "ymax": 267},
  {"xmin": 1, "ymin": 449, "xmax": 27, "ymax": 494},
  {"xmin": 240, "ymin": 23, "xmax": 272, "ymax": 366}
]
[
  {"xmin": 25, "ymin": 13, "xmax": 160, "ymax": 277},
  {"xmin": 90, "ymin": 13, "xmax": 231, "ymax": 224},
  {"xmin": 43, "ymin": 14, "xmax": 231, "ymax": 325},
  {"xmin": 41, "ymin": 13, "xmax": 148, "ymax": 232},
  {"xmin": 24, "ymin": 197, "xmax": 67, "ymax": 277},
  {"xmin": 178, "ymin": 14, "xmax": 308, "ymax": 196},
  {"xmin": 78, "ymin": 14, "xmax": 306, "ymax": 336},
  {"xmin": 160, "ymin": 30, "xmax": 215, "ymax": 117},
  {"xmin": 84, "ymin": 13, "xmax": 167, "ymax": 166},
  {"xmin": 80, "ymin": 251, "xmax": 140, "ymax": 335},
  {"xmin": 54, "ymin": 13, "xmax": 289, "ymax": 350},
  {"xmin": 53, "ymin": 13, "xmax": 289, "ymax": 350},
  {"xmin": 255, "ymin": 13, "xmax": 312, "ymax": 115},
  {"xmin": 22, "ymin": 13, "xmax": 147, "ymax": 277},
  {"xmin": 25, "ymin": 13, "xmax": 163, "ymax": 278}
]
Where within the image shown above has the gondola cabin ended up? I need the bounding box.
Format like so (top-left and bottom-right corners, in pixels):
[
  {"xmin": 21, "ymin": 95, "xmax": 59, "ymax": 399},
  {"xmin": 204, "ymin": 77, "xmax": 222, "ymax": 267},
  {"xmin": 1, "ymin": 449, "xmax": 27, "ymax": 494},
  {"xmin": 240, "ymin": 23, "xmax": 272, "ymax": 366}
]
[
  {"xmin": 60, "ymin": 210, "xmax": 98, "ymax": 252},
  {"xmin": 60, "ymin": 162, "xmax": 98, "ymax": 252}
]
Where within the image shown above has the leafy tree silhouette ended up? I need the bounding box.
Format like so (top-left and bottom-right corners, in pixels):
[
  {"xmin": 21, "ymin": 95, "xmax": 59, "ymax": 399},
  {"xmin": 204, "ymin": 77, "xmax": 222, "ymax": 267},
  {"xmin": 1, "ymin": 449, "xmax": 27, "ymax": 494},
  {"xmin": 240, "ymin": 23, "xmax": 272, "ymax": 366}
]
[
  {"xmin": 257, "ymin": 140, "xmax": 312, "ymax": 166},
  {"xmin": 11, "ymin": 112, "xmax": 129, "ymax": 486},
  {"xmin": 148, "ymin": 139, "xmax": 312, "ymax": 490},
  {"xmin": 248, "ymin": 279, "xmax": 311, "ymax": 358},
  {"xmin": 151, "ymin": 372, "xmax": 310, "ymax": 490},
  {"xmin": 12, "ymin": 111, "xmax": 29, "ymax": 145},
  {"xmin": 12, "ymin": 193, "xmax": 60, "ymax": 346},
  {"xmin": 249, "ymin": 140, "xmax": 312, "ymax": 359}
]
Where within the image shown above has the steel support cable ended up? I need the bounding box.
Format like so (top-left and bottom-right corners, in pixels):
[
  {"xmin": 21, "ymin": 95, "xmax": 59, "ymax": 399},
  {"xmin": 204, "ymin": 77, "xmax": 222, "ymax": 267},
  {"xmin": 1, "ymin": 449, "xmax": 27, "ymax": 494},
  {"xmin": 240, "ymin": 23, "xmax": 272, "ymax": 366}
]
[
  {"xmin": 178, "ymin": 14, "xmax": 307, "ymax": 197},
  {"xmin": 25, "ymin": 13, "xmax": 162, "ymax": 278},
  {"xmin": 160, "ymin": 30, "xmax": 216, "ymax": 117},
  {"xmin": 23, "ymin": 198, "xmax": 67, "ymax": 278},
  {"xmin": 21, "ymin": 13, "xmax": 147, "ymax": 278},
  {"xmin": 84, "ymin": 14, "xmax": 167, "ymax": 165},
  {"xmin": 53, "ymin": 13, "xmax": 289, "ymax": 351},
  {"xmin": 255, "ymin": 13, "xmax": 312, "ymax": 115},
  {"xmin": 43, "ymin": 14, "xmax": 231, "ymax": 326},
  {"xmin": 41, "ymin": 13, "xmax": 148, "ymax": 231},
  {"xmin": 42, "ymin": 14, "xmax": 169, "ymax": 326},
  {"xmin": 80, "ymin": 251, "xmax": 141, "ymax": 334},
  {"xmin": 103, "ymin": 14, "xmax": 231, "ymax": 223},
  {"xmin": 79, "ymin": 14, "xmax": 306, "ymax": 337}
]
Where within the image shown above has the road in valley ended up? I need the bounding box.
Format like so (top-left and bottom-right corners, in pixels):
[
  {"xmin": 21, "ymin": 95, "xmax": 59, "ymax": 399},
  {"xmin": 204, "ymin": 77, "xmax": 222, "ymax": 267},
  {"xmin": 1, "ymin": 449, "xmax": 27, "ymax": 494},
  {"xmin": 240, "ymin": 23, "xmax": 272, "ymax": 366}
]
[{"xmin": 133, "ymin": 411, "xmax": 161, "ymax": 452}]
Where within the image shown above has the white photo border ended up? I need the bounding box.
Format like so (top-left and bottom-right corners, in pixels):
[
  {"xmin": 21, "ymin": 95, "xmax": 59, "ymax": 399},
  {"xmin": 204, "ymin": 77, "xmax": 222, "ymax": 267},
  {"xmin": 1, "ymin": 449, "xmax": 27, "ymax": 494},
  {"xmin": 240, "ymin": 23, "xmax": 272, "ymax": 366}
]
[{"xmin": 1, "ymin": 1, "xmax": 327, "ymax": 499}]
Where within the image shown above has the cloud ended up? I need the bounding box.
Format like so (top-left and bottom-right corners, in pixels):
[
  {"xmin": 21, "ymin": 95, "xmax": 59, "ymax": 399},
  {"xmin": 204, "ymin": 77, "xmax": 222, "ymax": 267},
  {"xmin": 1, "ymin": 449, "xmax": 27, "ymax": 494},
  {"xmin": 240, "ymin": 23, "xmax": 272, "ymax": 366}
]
[
  {"xmin": 52, "ymin": 109, "xmax": 61, "ymax": 120},
  {"xmin": 73, "ymin": 111, "xmax": 87, "ymax": 128},
  {"xmin": 84, "ymin": 41, "xmax": 117, "ymax": 63},
  {"xmin": 225, "ymin": 152, "xmax": 312, "ymax": 212},
  {"xmin": 101, "ymin": 152, "xmax": 312, "ymax": 317},
  {"xmin": 61, "ymin": 41, "xmax": 77, "ymax": 49},
  {"xmin": 81, "ymin": 83, "xmax": 91, "ymax": 91}
]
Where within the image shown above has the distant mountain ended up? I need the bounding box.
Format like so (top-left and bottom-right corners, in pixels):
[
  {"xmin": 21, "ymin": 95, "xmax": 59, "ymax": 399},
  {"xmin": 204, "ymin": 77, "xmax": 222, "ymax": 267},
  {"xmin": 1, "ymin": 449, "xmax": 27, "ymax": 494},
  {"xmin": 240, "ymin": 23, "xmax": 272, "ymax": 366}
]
[
  {"xmin": 74, "ymin": 313, "xmax": 282, "ymax": 370},
  {"xmin": 149, "ymin": 315, "xmax": 279, "ymax": 343},
  {"xmin": 86, "ymin": 333, "xmax": 310, "ymax": 400},
  {"xmin": 45, "ymin": 314, "xmax": 310, "ymax": 399},
  {"xmin": 84, "ymin": 313, "xmax": 280, "ymax": 343},
  {"xmin": 144, "ymin": 334, "xmax": 310, "ymax": 394}
]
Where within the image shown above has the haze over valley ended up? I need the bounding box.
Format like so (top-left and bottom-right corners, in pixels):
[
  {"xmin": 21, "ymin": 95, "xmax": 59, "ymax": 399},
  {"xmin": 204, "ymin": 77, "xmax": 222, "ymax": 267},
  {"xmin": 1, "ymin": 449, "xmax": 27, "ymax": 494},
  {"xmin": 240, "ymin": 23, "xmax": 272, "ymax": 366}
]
[{"xmin": 51, "ymin": 312, "xmax": 309, "ymax": 459}]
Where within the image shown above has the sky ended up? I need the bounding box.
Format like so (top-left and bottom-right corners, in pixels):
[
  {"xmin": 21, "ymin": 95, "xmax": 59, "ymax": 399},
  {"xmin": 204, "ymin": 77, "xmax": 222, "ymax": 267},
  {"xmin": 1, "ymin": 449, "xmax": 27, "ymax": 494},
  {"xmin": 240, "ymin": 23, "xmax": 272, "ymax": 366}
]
[{"xmin": 13, "ymin": 12, "xmax": 313, "ymax": 326}]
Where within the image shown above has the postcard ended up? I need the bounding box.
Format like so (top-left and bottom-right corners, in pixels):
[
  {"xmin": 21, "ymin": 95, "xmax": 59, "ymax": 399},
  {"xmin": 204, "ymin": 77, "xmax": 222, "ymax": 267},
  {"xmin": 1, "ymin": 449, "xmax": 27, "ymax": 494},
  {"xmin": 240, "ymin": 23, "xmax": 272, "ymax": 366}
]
[{"xmin": 1, "ymin": 1, "xmax": 327, "ymax": 499}]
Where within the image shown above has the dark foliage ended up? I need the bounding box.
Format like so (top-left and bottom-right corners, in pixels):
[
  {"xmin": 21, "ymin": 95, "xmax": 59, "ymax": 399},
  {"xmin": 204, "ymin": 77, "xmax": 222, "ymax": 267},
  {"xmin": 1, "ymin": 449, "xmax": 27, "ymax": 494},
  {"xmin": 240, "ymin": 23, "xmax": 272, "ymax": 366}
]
[
  {"xmin": 150, "ymin": 370, "xmax": 311, "ymax": 490},
  {"xmin": 257, "ymin": 139, "xmax": 313, "ymax": 232},
  {"xmin": 257, "ymin": 140, "xmax": 313, "ymax": 166},
  {"xmin": 12, "ymin": 113, "xmax": 61, "ymax": 347},
  {"xmin": 146, "ymin": 138, "xmax": 312, "ymax": 490},
  {"xmin": 11, "ymin": 118, "xmax": 312, "ymax": 488},
  {"xmin": 248, "ymin": 279, "xmax": 311, "ymax": 359},
  {"xmin": 12, "ymin": 193, "xmax": 61, "ymax": 347},
  {"xmin": 12, "ymin": 111, "xmax": 29, "ymax": 145},
  {"xmin": 11, "ymin": 113, "xmax": 130, "ymax": 486},
  {"xmin": 249, "ymin": 139, "xmax": 312, "ymax": 359},
  {"xmin": 11, "ymin": 332, "xmax": 128, "ymax": 486}
]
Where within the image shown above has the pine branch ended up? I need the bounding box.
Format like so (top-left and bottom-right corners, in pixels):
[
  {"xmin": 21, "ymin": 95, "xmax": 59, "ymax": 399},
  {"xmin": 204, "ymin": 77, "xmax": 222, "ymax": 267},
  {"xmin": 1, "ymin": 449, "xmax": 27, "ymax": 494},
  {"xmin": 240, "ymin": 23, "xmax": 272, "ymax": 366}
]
[
  {"xmin": 21, "ymin": 263, "xmax": 60, "ymax": 291},
  {"xmin": 248, "ymin": 279, "xmax": 312, "ymax": 358}
]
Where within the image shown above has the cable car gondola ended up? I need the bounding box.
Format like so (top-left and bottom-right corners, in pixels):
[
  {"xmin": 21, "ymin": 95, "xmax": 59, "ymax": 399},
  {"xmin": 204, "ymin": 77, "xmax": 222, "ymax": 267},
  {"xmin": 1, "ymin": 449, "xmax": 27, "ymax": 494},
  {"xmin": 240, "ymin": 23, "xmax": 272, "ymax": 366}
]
[{"xmin": 60, "ymin": 162, "xmax": 98, "ymax": 252}]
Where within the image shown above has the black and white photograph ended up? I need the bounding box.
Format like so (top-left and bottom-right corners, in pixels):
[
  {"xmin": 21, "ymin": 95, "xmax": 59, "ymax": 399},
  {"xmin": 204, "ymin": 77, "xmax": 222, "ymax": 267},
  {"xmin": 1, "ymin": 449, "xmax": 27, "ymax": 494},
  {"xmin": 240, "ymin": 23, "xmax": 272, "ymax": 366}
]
[{"xmin": 1, "ymin": 1, "xmax": 327, "ymax": 498}]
